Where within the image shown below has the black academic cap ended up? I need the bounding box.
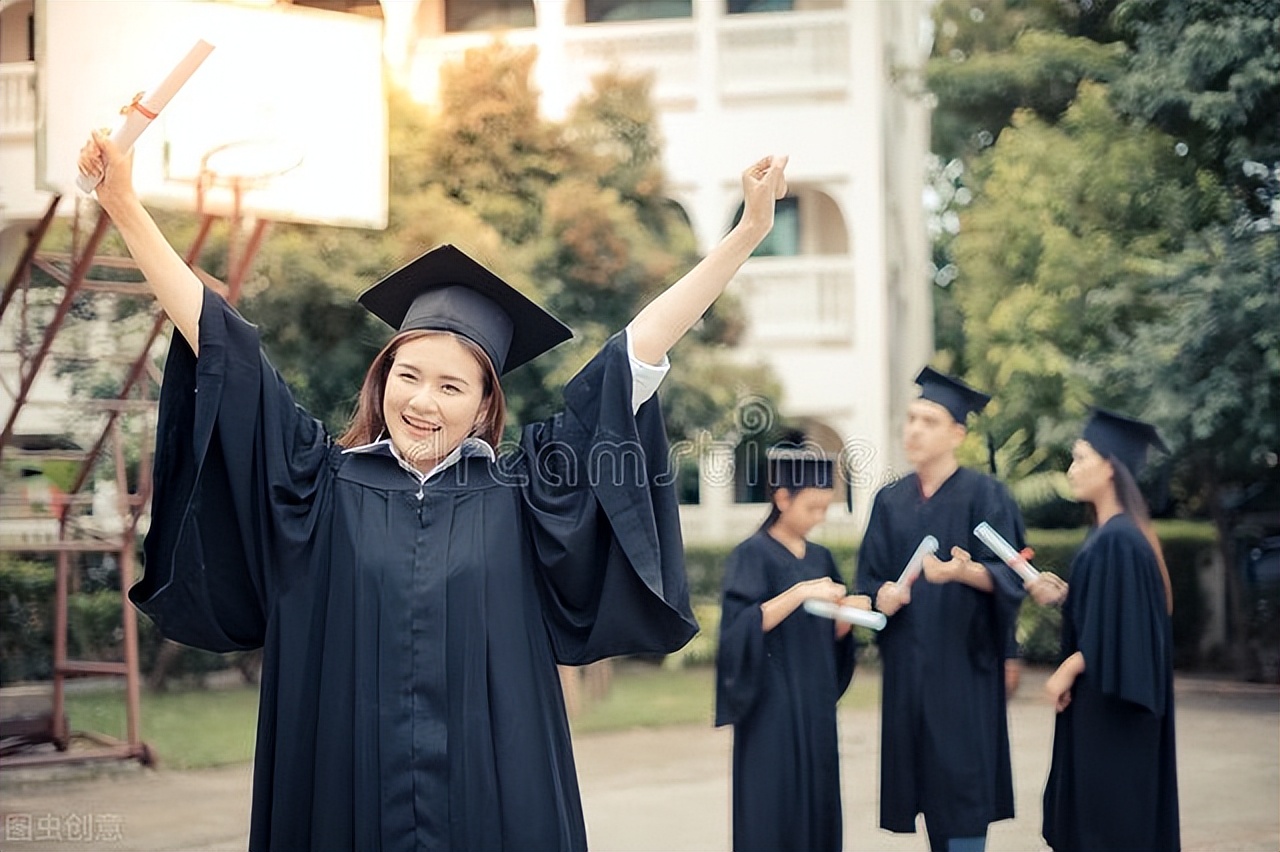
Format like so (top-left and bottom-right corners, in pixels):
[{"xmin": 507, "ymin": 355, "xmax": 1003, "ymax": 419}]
[
  {"xmin": 767, "ymin": 448, "xmax": 836, "ymax": 492},
  {"xmin": 357, "ymin": 244, "xmax": 573, "ymax": 375},
  {"xmin": 1082, "ymin": 407, "xmax": 1169, "ymax": 476},
  {"xmin": 914, "ymin": 366, "xmax": 992, "ymax": 424}
]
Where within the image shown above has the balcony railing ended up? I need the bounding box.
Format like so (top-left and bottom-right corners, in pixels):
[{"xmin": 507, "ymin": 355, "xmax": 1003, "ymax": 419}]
[
  {"xmin": 563, "ymin": 21, "xmax": 698, "ymax": 107},
  {"xmin": 1, "ymin": 61, "xmax": 36, "ymax": 138},
  {"xmin": 734, "ymin": 255, "xmax": 853, "ymax": 344},
  {"xmin": 411, "ymin": 9, "xmax": 852, "ymax": 111},
  {"xmin": 719, "ymin": 11, "xmax": 849, "ymax": 99}
]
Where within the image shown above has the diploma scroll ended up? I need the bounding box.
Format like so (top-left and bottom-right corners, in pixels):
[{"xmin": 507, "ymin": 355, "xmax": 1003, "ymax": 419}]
[
  {"xmin": 895, "ymin": 535, "xmax": 939, "ymax": 586},
  {"xmin": 973, "ymin": 521, "xmax": 1040, "ymax": 583},
  {"xmin": 76, "ymin": 39, "xmax": 216, "ymax": 194},
  {"xmin": 802, "ymin": 599, "xmax": 888, "ymax": 632}
]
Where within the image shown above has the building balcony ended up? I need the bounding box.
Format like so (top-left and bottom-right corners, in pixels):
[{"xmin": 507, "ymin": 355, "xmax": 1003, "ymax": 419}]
[
  {"xmin": 735, "ymin": 254, "xmax": 853, "ymax": 345},
  {"xmin": 0, "ymin": 61, "xmax": 35, "ymax": 139},
  {"xmin": 408, "ymin": 8, "xmax": 851, "ymax": 112}
]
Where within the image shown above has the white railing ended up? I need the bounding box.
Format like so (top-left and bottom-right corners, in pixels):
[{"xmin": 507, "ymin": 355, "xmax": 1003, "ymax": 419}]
[
  {"xmin": 1, "ymin": 61, "xmax": 36, "ymax": 138},
  {"xmin": 719, "ymin": 11, "xmax": 849, "ymax": 99},
  {"xmin": 734, "ymin": 255, "xmax": 853, "ymax": 344},
  {"xmin": 562, "ymin": 21, "xmax": 698, "ymax": 108},
  {"xmin": 411, "ymin": 9, "xmax": 853, "ymax": 111}
]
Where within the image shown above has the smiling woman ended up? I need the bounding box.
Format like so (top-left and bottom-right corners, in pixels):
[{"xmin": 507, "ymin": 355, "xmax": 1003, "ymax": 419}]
[{"xmin": 79, "ymin": 126, "xmax": 788, "ymax": 851}]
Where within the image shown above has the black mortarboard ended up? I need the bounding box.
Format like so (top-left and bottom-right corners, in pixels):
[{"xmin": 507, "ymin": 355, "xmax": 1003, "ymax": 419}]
[
  {"xmin": 914, "ymin": 366, "xmax": 991, "ymax": 424},
  {"xmin": 1082, "ymin": 407, "xmax": 1169, "ymax": 476},
  {"xmin": 357, "ymin": 244, "xmax": 573, "ymax": 375},
  {"xmin": 767, "ymin": 448, "xmax": 836, "ymax": 492}
]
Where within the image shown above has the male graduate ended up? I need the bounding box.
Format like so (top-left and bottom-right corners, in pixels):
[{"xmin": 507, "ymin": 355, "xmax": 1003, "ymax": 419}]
[{"xmin": 856, "ymin": 367, "xmax": 1027, "ymax": 852}]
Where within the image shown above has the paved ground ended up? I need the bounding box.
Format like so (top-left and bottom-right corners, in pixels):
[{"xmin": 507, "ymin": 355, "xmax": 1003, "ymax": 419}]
[{"xmin": 1, "ymin": 667, "xmax": 1276, "ymax": 851}]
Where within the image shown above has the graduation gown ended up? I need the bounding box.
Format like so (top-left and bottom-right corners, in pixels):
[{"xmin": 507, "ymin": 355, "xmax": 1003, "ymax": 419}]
[
  {"xmin": 1042, "ymin": 514, "xmax": 1180, "ymax": 852},
  {"xmin": 715, "ymin": 531, "xmax": 857, "ymax": 852},
  {"xmin": 855, "ymin": 468, "xmax": 1025, "ymax": 839},
  {"xmin": 130, "ymin": 288, "xmax": 698, "ymax": 852}
]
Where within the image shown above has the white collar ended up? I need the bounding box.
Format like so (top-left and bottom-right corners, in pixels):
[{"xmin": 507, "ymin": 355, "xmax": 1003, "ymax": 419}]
[{"xmin": 343, "ymin": 435, "xmax": 496, "ymax": 484}]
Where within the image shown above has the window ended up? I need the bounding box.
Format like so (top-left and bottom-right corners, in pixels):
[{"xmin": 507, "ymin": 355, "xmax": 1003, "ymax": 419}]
[
  {"xmin": 585, "ymin": 0, "xmax": 692, "ymax": 23},
  {"xmin": 731, "ymin": 196, "xmax": 799, "ymax": 257},
  {"xmin": 727, "ymin": 0, "xmax": 794, "ymax": 14},
  {"xmin": 445, "ymin": 0, "xmax": 535, "ymax": 32}
]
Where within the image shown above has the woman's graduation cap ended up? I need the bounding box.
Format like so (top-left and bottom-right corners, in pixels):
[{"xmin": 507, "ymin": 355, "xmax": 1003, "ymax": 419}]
[
  {"xmin": 358, "ymin": 244, "xmax": 573, "ymax": 375},
  {"xmin": 767, "ymin": 448, "xmax": 837, "ymax": 492},
  {"xmin": 1082, "ymin": 407, "xmax": 1169, "ymax": 476},
  {"xmin": 915, "ymin": 366, "xmax": 991, "ymax": 425}
]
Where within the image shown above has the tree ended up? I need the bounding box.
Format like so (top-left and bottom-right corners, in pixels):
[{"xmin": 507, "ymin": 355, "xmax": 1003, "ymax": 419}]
[
  {"xmin": 242, "ymin": 42, "xmax": 774, "ymax": 447},
  {"xmin": 951, "ymin": 83, "xmax": 1221, "ymax": 471},
  {"xmin": 927, "ymin": 0, "xmax": 1280, "ymax": 671}
]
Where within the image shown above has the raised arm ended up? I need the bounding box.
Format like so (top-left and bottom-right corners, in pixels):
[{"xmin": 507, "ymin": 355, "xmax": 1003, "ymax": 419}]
[
  {"xmin": 628, "ymin": 155, "xmax": 788, "ymax": 365},
  {"xmin": 77, "ymin": 131, "xmax": 204, "ymax": 354}
]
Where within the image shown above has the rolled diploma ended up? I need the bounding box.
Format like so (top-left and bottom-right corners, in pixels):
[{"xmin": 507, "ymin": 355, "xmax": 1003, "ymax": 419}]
[
  {"xmin": 973, "ymin": 521, "xmax": 1040, "ymax": 583},
  {"xmin": 802, "ymin": 599, "xmax": 888, "ymax": 631},
  {"xmin": 76, "ymin": 39, "xmax": 216, "ymax": 193},
  {"xmin": 895, "ymin": 535, "xmax": 939, "ymax": 586}
]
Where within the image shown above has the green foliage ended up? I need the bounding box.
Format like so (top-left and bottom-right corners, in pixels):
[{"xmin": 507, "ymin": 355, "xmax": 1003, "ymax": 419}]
[
  {"xmin": 0, "ymin": 556, "xmax": 56, "ymax": 682},
  {"xmin": 951, "ymin": 83, "xmax": 1223, "ymax": 471},
  {"xmin": 1110, "ymin": 0, "xmax": 1280, "ymax": 203},
  {"xmin": 926, "ymin": 0, "xmax": 1124, "ymax": 159}
]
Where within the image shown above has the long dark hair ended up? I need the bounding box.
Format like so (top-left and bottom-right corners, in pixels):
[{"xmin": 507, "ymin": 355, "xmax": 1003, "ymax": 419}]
[
  {"xmin": 1107, "ymin": 455, "xmax": 1174, "ymax": 615},
  {"xmin": 337, "ymin": 329, "xmax": 507, "ymax": 450},
  {"xmin": 758, "ymin": 498, "xmax": 784, "ymax": 533}
]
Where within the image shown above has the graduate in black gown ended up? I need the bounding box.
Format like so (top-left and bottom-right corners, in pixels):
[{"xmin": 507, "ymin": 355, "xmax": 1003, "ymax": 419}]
[
  {"xmin": 715, "ymin": 449, "xmax": 867, "ymax": 852},
  {"xmin": 1041, "ymin": 409, "xmax": 1180, "ymax": 851},
  {"xmin": 856, "ymin": 368, "xmax": 1026, "ymax": 852},
  {"xmin": 78, "ymin": 131, "xmax": 790, "ymax": 851}
]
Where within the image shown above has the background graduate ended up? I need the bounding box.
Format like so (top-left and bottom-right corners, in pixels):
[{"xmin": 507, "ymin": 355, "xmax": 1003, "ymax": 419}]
[
  {"xmin": 78, "ymin": 129, "xmax": 788, "ymax": 851},
  {"xmin": 715, "ymin": 449, "xmax": 868, "ymax": 852},
  {"xmin": 1042, "ymin": 409, "xmax": 1181, "ymax": 851},
  {"xmin": 856, "ymin": 368, "xmax": 1026, "ymax": 852}
]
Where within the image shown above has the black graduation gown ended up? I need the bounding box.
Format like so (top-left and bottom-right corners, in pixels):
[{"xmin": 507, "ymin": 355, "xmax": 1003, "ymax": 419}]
[
  {"xmin": 1042, "ymin": 515, "xmax": 1180, "ymax": 852},
  {"xmin": 129, "ymin": 288, "xmax": 698, "ymax": 852},
  {"xmin": 714, "ymin": 531, "xmax": 857, "ymax": 852},
  {"xmin": 854, "ymin": 468, "xmax": 1025, "ymax": 839}
]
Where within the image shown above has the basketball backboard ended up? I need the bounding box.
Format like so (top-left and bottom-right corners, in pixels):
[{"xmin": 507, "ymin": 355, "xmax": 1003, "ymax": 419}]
[{"xmin": 36, "ymin": 0, "xmax": 387, "ymax": 229}]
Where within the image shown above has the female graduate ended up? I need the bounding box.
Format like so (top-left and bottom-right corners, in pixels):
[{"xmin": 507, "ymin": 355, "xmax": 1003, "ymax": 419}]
[
  {"xmin": 1042, "ymin": 408, "xmax": 1181, "ymax": 852},
  {"xmin": 78, "ymin": 130, "xmax": 788, "ymax": 852},
  {"xmin": 714, "ymin": 449, "xmax": 869, "ymax": 852}
]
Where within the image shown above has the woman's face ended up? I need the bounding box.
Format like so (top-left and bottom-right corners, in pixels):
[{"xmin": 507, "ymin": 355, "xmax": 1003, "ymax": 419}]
[
  {"xmin": 774, "ymin": 487, "xmax": 834, "ymax": 539},
  {"xmin": 1067, "ymin": 439, "xmax": 1114, "ymax": 505},
  {"xmin": 382, "ymin": 333, "xmax": 488, "ymax": 472}
]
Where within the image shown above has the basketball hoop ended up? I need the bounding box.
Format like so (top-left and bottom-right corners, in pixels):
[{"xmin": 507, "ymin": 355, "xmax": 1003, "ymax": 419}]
[{"xmin": 193, "ymin": 139, "xmax": 303, "ymax": 301}]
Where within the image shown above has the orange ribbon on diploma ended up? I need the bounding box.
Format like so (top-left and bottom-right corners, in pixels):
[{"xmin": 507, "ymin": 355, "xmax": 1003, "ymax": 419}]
[{"xmin": 77, "ymin": 39, "xmax": 215, "ymax": 193}]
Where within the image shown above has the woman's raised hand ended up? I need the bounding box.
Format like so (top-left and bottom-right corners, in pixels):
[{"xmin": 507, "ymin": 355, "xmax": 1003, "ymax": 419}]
[
  {"xmin": 77, "ymin": 130, "xmax": 137, "ymax": 214},
  {"xmin": 738, "ymin": 155, "xmax": 789, "ymax": 236}
]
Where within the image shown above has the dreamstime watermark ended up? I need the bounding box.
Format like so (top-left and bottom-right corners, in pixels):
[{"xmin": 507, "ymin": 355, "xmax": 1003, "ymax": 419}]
[
  {"xmin": 423, "ymin": 394, "xmax": 900, "ymax": 494},
  {"xmin": 4, "ymin": 812, "xmax": 124, "ymax": 843}
]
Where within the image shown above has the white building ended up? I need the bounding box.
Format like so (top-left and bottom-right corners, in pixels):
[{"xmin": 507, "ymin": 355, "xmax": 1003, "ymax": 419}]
[{"xmin": 1, "ymin": 0, "xmax": 935, "ymax": 545}]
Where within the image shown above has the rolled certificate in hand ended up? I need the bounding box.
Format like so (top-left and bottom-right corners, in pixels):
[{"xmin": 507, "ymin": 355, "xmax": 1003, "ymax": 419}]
[
  {"xmin": 895, "ymin": 535, "xmax": 939, "ymax": 586},
  {"xmin": 973, "ymin": 521, "xmax": 1040, "ymax": 583},
  {"xmin": 803, "ymin": 599, "xmax": 888, "ymax": 631},
  {"xmin": 76, "ymin": 39, "xmax": 216, "ymax": 193}
]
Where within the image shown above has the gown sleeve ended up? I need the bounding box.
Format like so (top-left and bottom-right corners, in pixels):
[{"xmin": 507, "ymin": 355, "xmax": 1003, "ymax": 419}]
[
  {"xmin": 969, "ymin": 478, "xmax": 1028, "ymax": 662},
  {"xmin": 824, "ymin": 548, "xmax": 859, "ymax": 698},
  {"xmin": 517, "ymin": 331, "xmax": 698, "ymax": 665},
  {"xmin": 129, "ymin": 287, "xmax": 332, "ymax": 652},
  {"xmin": 856, "ymin": 490, "xmax": 895, "ymax": 600},
  {"xmin": 1069, "ymin": 523, "xmax": 1170, "ymax": 715},
  {"xmin": 713, "ymin": 541, "xmax": 769, "ymax": 726}
]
